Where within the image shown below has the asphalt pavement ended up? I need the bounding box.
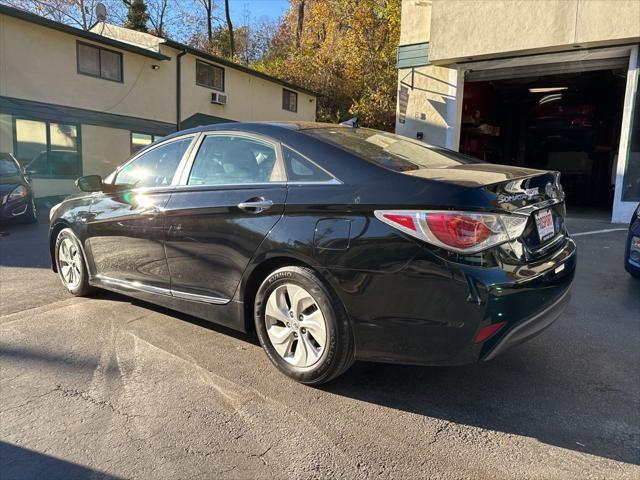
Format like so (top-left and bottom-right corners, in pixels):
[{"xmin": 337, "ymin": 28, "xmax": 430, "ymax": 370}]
[{"xmin": 0, "ymin": 211, "xmax": 638, "ymax": 479}]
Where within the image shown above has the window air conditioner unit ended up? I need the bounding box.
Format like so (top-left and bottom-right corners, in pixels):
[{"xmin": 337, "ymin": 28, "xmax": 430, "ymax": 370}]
[{"xmin": 211, "ymin": 92, "xmax": 227, "ymax": 105}]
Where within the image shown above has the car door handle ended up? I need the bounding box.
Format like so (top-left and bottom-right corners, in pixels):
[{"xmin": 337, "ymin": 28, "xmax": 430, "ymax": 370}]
[{"xmin": 237, "ymin": 198, "xmax": 273, "ymax": 213}]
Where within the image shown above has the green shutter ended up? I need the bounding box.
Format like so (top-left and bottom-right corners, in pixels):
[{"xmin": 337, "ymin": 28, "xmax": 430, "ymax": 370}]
[{"xmin": 396, "ymin": 42, "xmax": 430, "ymax": 69}]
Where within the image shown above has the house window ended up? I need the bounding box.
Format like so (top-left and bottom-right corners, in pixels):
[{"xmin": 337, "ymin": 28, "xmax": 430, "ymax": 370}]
[
  {"xmin": 196, "ymin": 60, "xmax": 224, "ymax": 91},
  {"xmin": 77, "ymin": 42, "xmax": 123, "ymax": 82},
  {"xmin": 282, "ymin": 89, "xmax": 298, "ymax": 112},
  {"xmin": 14, "ymin": 119, "xmax": 81, "ymax": 178},
  {"xmin": 131, "ymin": 132, "xmax": 161, "ymax": 154}
]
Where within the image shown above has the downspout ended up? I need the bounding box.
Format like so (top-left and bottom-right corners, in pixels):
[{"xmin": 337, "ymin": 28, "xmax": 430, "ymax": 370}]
[{"xmin": 176, "ymin": 49, "xmax": 187, "ymax": 131}]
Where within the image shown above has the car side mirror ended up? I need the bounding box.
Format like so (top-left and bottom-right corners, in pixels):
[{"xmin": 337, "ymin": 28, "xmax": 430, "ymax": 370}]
[{"xmin": 76, "ymin": 175, "xmax": 103, "ymax": 192}]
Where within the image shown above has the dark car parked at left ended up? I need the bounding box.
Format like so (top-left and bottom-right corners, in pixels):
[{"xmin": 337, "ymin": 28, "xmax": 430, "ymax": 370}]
[
  {"xmin": 49, "ymin": 122, "xmax": 576, "ymax": 384},
  {"xmin": 0, "ymin": 152, "xmax": 37, "ymax": 224}
]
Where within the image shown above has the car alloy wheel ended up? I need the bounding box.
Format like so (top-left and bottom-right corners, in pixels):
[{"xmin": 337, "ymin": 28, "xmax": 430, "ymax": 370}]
[
  {"xmin": 58, "ymin": 237, "xmax": 82, "ymax": 289},
  {"xmin": 265, "ymin": 283, "xmax": 327, "ymax": 367},
  {"xmin": 254, "ymin": 266, "xmax": 354, "ymax": 385},
  {"xmin": 55, "ymin": 228, "xmax": 93, "ymax": 296}
]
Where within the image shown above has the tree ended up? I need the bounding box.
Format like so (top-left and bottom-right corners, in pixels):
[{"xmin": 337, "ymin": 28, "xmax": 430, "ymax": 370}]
[
  {"xmin": 193, "ymin": 0, "xmax": 215, "ymax": 44},
  {"xmin": 255, "ymin": 0, "xmax": 401, "ymax": 130},
  {"xmin": 295, "ymin": 0, "xmax": 305, "ymax": 48},
  {"xmin": 224, "ymin": 0, "xmax": 234, "ymax": 59},
  {"xmin": 147, "ymin": 0, "xmax": 170, "ymax": 36},
  {"xmin": 123, "ymin": 0, "xmax": 149, "ymax": 32},
  {"xmin": 4, "ymin": 0, "xmax": 102, "ymax": 30}
]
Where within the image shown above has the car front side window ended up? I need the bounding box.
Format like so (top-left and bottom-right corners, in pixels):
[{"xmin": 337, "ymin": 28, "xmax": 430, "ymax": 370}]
[
  {"xmin": 113, "ymin": 137, "xmax": 192, "ymax": 189},
  {"xmin": 187, "ymin": 135, "xmax": 284, "ymax": 185}
]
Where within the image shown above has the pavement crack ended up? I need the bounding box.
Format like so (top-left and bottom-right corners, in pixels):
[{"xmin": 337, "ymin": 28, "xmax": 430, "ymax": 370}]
[
  {"xmin": 54, "ymin": 384, "xmax": 140, "ymax": 421},
  {"xmin": 249, "ymin": 445, "xmax": 273, "ymax": 465},
  {"xmin": 429, "ymin": 421, "xmax": 451, "ymax": 445},
  {"xmin": 0, "ymin": 387, "xmax": 58, "ymax": 414}
]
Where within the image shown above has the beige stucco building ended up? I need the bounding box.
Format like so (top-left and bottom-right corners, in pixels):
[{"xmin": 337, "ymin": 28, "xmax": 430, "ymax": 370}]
[
  {"xmin": 0, "ymin": 4, "xmax": 317, "ymax": 198},
  {"xmin": 396, "ymin": 0, "xmax": 640, "ymax": 223}
]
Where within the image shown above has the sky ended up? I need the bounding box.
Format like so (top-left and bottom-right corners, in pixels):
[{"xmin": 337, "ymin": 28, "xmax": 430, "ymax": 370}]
[{"xmin": 227, "ymin": 0, "xmax": 290, "ymax": 24}]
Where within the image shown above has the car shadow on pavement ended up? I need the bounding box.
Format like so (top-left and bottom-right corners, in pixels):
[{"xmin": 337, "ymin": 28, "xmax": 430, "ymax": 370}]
[
  {"xmin": 0, "ymin": 441, "xmax": 124, "ymax": 480},
  {"xmin": 321, "ymin": 347, "xmax": 640, "ymax": 466},
  {"xmin": 93, "ymin": 289, "xmax": 261, "ymax": 347},
  {"xmin": 84, "ymin": 286, "xmax": 639, "ymax": 467}
]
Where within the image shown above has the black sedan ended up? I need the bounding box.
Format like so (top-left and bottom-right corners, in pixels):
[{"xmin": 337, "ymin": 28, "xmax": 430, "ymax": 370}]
[
  {"xmin": 625, "ymin": 204, "xmax": 640, "ymax": 278},
  {"xmin": 48, "ymin": 122, "xmax": 576, "ymax": 384},
  {"xmin": 0, "ymin": 152, "xmax": 37, "ymax": 224}
]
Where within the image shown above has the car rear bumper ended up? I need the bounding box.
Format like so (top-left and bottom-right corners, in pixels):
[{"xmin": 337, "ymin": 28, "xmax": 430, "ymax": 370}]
[
  {"xmin": 482, "ymin": 286, "xmax": 571, "ymax": 361},
  {"xmin": 333, "ymin": 237, "xmax": 576, "ymax": 366}
]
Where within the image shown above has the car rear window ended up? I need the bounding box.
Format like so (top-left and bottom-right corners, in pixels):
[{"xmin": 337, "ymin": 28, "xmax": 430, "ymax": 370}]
[{"xmin": 303, "ymin": 127, "xmax": 481, "ymax": 172}]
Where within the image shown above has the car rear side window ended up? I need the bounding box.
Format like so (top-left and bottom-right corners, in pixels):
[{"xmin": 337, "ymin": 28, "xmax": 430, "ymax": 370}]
[
  {"xmin": 114, "ymin": 137, "xmax": 192, "ymax": 188},
  {"xmin": 282, "ymin": 146, "xmax": 333, "ymax": 182},
  {"xmin": 303, "ymin": 127, "xmax": 481, "ymax": 172},
  {"xmin": 187, "ymin": 135, "xmax": 284, "ymax": 185}
]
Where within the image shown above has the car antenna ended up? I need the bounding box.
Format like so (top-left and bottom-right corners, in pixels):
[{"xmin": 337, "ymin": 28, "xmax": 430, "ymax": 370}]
[{"xmin": 340, "ymin": 117, "xmax": 359, "ymax": 128}]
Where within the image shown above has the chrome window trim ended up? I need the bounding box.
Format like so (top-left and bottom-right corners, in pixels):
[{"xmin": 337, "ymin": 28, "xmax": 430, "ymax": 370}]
[
  {"xmin": 95, "ymin": 275, "xmax": 230, "ymax": 304},
  {"xmin": 171, "ymin": 179, "xmax": 341, "ymax": 189},
  {"xmin": 178, "ymin": 131, "xmax": 287, "ymax": 187},
  {"xmin": 287, "ymin": 178, "xmax": 342, "ymax": 186},
  {"xmin": 171, "ymin": 181, "xmax": 287, "ymax": 191}
]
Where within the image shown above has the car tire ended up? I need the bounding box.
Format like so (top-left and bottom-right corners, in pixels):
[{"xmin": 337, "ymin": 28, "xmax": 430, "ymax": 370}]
[
  {"xmin": 55, "ymin": 228, "xmax": 93, "ymax": 296},
  {"xmin": 254, "ymin": 266, "xmax": 354, "ymax": 385},
  {"xmin": 25, "ymin": 199, "xmax": 37, "ymax": 224}
]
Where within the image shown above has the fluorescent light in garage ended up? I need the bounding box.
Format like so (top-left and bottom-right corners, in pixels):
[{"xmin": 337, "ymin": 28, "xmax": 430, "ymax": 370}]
[{"xmin": 529, "ymin": 87, "xmax": 569, "ymax": 93}]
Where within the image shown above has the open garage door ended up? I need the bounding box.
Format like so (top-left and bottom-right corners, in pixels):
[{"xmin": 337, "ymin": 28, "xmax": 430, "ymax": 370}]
[{"xmin": 458, "ymin": 55, "xmax": 630, "ymax": 214}]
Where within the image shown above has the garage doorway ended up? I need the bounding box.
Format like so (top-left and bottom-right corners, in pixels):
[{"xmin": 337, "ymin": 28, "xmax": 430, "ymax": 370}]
[{"xmin": 458, "ymin": 57, "xmax": 629, "ymax": 214}]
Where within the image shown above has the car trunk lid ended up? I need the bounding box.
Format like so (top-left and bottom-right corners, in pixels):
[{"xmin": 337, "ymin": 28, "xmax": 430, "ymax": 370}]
[{"xmin": 405, "ymin": 164, "xmax": 567, "ymax": 256}]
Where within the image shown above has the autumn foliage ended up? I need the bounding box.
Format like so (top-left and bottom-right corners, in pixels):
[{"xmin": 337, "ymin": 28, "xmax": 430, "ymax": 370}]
[{"xmin": 254, "ymin": 0, "xmax": 401, "ymax": 130}]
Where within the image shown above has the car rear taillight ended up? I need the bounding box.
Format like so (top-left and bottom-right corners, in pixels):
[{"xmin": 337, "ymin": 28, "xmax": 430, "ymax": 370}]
[
  {"xmin": 374, "ymin": 210, "xmax": 528, "ymax": 254},
  {"xmin": 426, "ymin": 213, "xmax": 492, "ymax": 249}
]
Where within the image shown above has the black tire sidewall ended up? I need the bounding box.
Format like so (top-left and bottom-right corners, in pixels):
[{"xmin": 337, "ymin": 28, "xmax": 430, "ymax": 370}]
[
  {"xmin": 55, "ymin": 228, "xmax": 90, "ymax": 296},
  {"xmin": 254, "ymin": 267, "xmax": 343, "ymax": 384},
  {"xmin": 29, "ymin": 199, "xmax": 37, "ymax": 223}
]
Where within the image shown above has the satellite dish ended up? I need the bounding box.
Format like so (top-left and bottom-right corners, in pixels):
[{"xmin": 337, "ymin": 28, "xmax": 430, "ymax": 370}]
[{"xmin": 95, "ymin": 2, "xmax": 107, "ymax": 22}]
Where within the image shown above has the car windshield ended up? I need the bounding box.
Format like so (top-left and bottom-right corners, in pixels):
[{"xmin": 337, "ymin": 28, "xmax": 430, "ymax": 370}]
[
  {"xmin": 0, "ymin": 157, "xmax": 20, "ymax": 176},
  {"xmin": 303, "ymin": 127, "xmax": 482, "ymax": 172}
]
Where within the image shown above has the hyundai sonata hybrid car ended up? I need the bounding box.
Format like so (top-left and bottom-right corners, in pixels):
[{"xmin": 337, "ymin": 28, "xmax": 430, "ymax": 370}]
[
  {"xmin": 49, "ymin": 122, "xmax": 576, "ymax": 384},
  {"xmin": 1, "ymin": 152, "xmax": 37, "ymax": 224}
]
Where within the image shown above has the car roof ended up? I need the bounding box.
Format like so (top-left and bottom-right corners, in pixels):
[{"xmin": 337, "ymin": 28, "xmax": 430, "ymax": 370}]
[{"xmin": 164, "ymin": 121, "xmax": 352, "ymax": 140}]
